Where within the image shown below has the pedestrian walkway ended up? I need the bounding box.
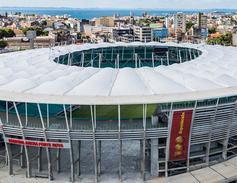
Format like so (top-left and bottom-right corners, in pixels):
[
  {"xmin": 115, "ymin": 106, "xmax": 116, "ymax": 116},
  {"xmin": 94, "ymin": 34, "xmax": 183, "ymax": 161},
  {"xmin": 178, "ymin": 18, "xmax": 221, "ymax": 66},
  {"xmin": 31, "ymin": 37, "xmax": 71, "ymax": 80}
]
[{"xmin": 147, "ymin": 157, "xmax": 237, "ymax": 183}]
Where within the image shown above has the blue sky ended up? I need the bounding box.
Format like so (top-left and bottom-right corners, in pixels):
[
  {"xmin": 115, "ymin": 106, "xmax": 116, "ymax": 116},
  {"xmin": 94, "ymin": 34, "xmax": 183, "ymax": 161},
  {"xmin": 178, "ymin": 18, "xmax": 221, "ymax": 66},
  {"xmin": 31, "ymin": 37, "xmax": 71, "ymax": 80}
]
[{"xmin": 1, "ymin": 0, "xmax": 237, "ymax": 9}]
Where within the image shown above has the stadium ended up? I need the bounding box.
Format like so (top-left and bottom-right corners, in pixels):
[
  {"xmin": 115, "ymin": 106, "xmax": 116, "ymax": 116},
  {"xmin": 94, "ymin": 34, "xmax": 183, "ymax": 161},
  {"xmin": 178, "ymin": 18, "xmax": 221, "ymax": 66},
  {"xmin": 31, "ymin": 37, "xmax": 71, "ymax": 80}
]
[{"xmin": 0, "ymin": 42, "xmax": 237, "ymax": 182}]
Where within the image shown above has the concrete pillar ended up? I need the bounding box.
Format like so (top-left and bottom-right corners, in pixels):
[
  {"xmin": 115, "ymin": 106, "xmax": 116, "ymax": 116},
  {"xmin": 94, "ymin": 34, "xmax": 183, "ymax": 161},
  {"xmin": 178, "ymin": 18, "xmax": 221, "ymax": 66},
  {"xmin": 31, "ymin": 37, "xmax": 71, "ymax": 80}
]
[
  {"xmin": 93, "ymin": 139, "xmax": 98, "ymax": 183},
  {"xmin": 135, "ymin": 54, "xmax": 138, "ymax": 68},
  {"xmin": 56, "ymin": 148, "xmax": 60, "ymax": 173},
  {"xmin": 119, "ymin": 140, "xmax": 122, "ymax": 181},
  {"xmin": 38, "ymin": 147, "xmax": 42, "ymax": 172},
  {"xmin": 20, "ymin": 146, "xmax": 26, "ymax": 168},
  {"xmin": 99, "ymin": 53, "xmax": 102, "ymax": 68},
  {"xmin": 141, "ymin": 139, "xmax": 146, "ymax": 181},
  {"xmin": 6, "ymin": 143, "xmax": 13, "ymax": 175},
  {"xmin": 97, "ymin": 140, "xmax": 101, "ymax": 176},
  {"xmin": 77, "ymin": 140, "xmax": 81, "ymax": 177},
  {"xmin": 140, "ymin": 140, "xmax": 143, "ymax": 174},
  {"xmin": 150, "ymin": 139, "xmax": 159, "ymax": 177},
  {"xmin": 69, "ymin": 140, "xmax": 74, "ymax": 182},
  {"xmin": 152, "ymin": 52, "xmax": 155, "ymax": 67}
]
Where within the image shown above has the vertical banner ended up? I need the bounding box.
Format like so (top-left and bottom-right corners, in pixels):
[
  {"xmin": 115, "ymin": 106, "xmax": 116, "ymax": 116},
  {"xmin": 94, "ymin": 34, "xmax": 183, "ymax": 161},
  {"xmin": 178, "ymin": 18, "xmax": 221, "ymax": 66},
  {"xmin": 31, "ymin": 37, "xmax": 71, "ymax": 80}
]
[{"xmin": 169, "ymin": 110, "xmax": 193, "ymax": 161}]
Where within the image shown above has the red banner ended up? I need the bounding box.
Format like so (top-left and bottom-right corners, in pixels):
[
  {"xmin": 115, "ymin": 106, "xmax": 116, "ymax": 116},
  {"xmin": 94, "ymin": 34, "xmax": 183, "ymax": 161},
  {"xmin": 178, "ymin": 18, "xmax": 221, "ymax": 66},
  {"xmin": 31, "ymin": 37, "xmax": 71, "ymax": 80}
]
[
  {"xmin": 5, "ymin": 138, "xmax": 70, "ymax": 149},
  {"xmin": 169, "ymin": 110, "xmax": 193, "ymax": 161}
]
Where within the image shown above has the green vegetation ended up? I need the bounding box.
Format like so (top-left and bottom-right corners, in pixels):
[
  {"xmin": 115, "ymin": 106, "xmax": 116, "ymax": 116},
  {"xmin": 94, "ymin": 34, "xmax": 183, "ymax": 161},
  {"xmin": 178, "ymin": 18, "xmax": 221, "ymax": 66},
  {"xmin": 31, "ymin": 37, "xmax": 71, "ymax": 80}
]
[
  {"xmin": 208, "ymin": 27, "xmax": 217, "ymax": 34},
  {"xmin": 207, "ymin": 32, "xmax": 232, "ymax": 46},
  {"xmin": 186, "ymin": 21, "xmax": 194, "ymax": 31},
  {"xmin": 77, "ymin": 32, "xmax": 82, "ymax": 40},
  {"xmin": 21, "ymin": 27, "xmax": 49, "ymax": 36},
  {"xmin": 0, "ymin": 40, "xmax": 8, "ymax": 49},
  {"xmin": 137, "ymin": 18, "xmax": 152, "ymax": 26},
  {"xmin": 40, "ymin": 20, "xmax": 47, "ymax": 27},
  {"xmin": 0, "ymin": 28, "xmax": 15, "ymax": 39}
]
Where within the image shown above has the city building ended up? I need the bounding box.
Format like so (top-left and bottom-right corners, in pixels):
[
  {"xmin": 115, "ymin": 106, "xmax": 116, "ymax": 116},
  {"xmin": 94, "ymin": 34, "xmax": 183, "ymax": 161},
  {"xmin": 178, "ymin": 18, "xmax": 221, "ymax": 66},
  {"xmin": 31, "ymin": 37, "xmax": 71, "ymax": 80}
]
[
  {"xmin": 133, "ymin": 25, "xmax": 153, "ymax": 42},
  {"xmin": 5, "ymin": 36, "xmax": 56, "ymax": 49},
  {"xmin": 79, "ymin": 19, "xmax": 90, "ymax": 33},
  {"xmin": 191, "ymin": 12, "xmax": 209, "ymax": 41},
  {"xmin": 197, "ymin": 12, "xmax": 208, "ymax": 29},
  {"xmin": 191, "ymin": 26, "xmax": 208, "ymax": 41},
  {"xmin": 232, "ymin": 32, "xmax": 237, "ymax": 46},
  {"xmin": 119, "ymin": 34, "xmax": 135, "ymax": 43},
  {"xmin": 83, "ymin": 25, "xmax": 112, "ymax": 37},
  {"xmin": 112, "ymin": 27, "xmax": 134, "ymax": 42},
  {"xmin": 152, "ymin": 28, "xmax": 169, "ymax": 42},
  {"xmin": 165, "ymin": 16, "xmax": 170, "ymax": 28},
  {"xmin": 174, "ymin": 13, "xmax": 186, "ymax": 34},
  {"xmin": 95, "ymin": 16, "xmax": 115, "ymax": 27}
]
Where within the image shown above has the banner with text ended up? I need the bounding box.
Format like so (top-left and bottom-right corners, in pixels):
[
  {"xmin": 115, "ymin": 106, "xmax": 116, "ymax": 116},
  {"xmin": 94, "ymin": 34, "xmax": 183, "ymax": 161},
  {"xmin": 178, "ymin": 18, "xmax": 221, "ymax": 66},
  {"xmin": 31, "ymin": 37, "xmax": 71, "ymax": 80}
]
[
  {"xmin": 5, "ymin": 138, "xmax": 70, "ymax": 149},
  {"xmin": 169, "ymin": 110, "xmax": 193, "ymax": 161}
]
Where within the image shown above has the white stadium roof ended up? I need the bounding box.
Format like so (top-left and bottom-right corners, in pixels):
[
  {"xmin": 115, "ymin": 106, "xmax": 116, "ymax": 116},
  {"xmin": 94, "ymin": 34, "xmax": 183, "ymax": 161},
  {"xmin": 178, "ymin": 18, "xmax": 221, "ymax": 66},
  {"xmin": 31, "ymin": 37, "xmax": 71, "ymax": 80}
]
[{"xmin": 0, "ymin": 42, "xmax": 237, "ymax": 105}]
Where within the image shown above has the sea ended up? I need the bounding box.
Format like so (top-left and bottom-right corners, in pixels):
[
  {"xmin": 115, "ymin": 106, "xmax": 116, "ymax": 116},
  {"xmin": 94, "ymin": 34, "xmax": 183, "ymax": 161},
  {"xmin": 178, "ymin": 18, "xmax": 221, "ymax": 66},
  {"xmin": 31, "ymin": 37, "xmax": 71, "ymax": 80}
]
[{"xmin": 0, "ymin": 7, "xmax": 237, "ymax": 20}]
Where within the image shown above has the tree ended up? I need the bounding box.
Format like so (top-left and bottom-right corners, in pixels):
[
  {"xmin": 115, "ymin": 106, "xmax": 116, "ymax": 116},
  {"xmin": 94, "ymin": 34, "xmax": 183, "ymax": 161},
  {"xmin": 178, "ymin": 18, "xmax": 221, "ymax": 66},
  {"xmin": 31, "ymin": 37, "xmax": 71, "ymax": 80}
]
[
  {"xmin": 186, "ymin": 21, "xmax": 194, "ymax": 31},
  {"xmin": 0, "ymin": 28, "xmax": 15, "ymax": 39},
  {"xmin": 207, "ymin": 32, "xmax": 232, "ymax": 46},
  {"xmin": 0, "ymin": 40, "xmax": 8, "ymax": 49},
  {"xmin": 77, "ymin": 32, "xmax": 82, "ymax": 40},
  {"xmin": 208, "ymin": 27, "xmax": 217, "ymax": 34},
  {"xmin": 40, "ymin": 20, "xmax": 47, "ymax": 27},
  {"xmin": 21, "ymin": 27, "xmax": 49, "ymax": 36}
]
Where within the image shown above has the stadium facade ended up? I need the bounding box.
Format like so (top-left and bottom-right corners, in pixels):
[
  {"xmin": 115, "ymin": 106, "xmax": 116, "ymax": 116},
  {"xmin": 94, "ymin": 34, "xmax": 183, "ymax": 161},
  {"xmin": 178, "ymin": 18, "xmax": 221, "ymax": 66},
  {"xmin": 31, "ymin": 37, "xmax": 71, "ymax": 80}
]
[{"xmin": 0, "ymin": 42, "xmax": 237, "ymax": 182}]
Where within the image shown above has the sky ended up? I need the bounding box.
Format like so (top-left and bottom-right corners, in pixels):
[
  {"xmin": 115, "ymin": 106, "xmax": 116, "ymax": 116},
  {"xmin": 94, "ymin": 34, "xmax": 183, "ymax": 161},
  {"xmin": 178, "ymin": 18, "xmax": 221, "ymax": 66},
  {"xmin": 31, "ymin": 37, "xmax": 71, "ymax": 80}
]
[{"xmin": 1, "ymin": 0, "xmax": 237, "ymax": 9}]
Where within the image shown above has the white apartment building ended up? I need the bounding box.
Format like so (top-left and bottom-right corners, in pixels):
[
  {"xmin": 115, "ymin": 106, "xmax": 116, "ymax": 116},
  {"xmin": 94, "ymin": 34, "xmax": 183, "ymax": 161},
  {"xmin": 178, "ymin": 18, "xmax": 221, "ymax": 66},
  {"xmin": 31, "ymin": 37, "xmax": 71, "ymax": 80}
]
[
  {"xmin": 174, "ymin": 13, "xmax": 186, "ymax": 34},
  {"xmin": 133, "ymin": 25, "xmax": 153, "ymax": 42}
]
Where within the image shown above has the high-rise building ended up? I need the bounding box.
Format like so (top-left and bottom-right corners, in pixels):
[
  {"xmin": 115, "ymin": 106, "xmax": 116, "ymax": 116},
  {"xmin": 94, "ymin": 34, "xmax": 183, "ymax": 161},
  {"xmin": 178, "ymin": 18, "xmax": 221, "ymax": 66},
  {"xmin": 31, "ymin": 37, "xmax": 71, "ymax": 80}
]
[
  {"xmin": 192, "ymin": 13, "xmax": 208, "ymax": 41},
  {"xmin": 174, "ymin": 13, "xmax": 186, "ymax": 34},
  {"xmin": 165, "ymin": 16, "xmax": 170, "ymax": 28},
  {"xmin": 197, "ymin": 12, "xmax": 208, "ymax": 29}
]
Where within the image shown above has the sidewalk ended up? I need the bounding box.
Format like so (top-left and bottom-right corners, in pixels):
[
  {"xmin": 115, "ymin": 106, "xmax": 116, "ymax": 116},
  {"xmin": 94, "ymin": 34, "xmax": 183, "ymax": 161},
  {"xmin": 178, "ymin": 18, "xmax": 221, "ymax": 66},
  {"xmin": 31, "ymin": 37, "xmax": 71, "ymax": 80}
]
[{"xmin": 147, "ymin": 157, "xmax": 237, "ymax": 183}]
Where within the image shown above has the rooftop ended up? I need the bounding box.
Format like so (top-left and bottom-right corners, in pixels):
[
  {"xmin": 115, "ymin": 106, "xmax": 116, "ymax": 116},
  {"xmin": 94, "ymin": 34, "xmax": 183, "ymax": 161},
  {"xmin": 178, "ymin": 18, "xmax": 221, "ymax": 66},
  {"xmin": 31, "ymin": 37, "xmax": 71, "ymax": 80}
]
[{"xmin": 0, "ymin": 42, "xmax": 237, "ymax": 105}]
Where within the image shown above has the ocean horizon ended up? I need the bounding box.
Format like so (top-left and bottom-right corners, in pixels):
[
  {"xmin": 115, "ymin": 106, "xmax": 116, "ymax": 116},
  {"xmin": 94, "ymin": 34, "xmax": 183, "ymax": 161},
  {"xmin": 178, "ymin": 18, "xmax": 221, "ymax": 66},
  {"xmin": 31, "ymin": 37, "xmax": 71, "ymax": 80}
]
[{"xmin": 0, "ymin": 7, "xmax": 237, "ymax": 19}]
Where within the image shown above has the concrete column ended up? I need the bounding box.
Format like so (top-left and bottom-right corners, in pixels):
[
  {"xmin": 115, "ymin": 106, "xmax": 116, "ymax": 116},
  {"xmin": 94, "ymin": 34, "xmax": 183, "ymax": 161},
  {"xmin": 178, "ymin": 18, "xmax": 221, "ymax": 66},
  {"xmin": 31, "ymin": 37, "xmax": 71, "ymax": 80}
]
[
  {"xmin": 69, "ymin": 140, "xmax": 75, "ymax": 182},
  {"xmin": 6, "ymin": 143, "xmax": 13, "ymax": 175},
  {"xmin": 20, "ymin": 146, "xmax": 26, "ymax": 168},
  {"xmin": 166, "ymin": 52, "xmax": 170, "ymax": 65},
  {"xmin": 135, "ymin": 54, "xmax": 138, "ymax": 68},
  {"xmin": 152, "ymin": 52, "xmax": 155, "ymax": 67},
  {"xmin": 5, "ymin": 149, "xmax": 8, "ymax": 165},
  {"xmin": 93, "ymin": 139, "xmax": 98, "ymax": 183},
  {"xmin": 77, "ymin": 140, "xmax": 81, "ymax": 177},
  {"xmin": 38, "ymin": 147, "xmax": 42, "ymax": 172},
  {"xmin": 118, "ymin": 105, "xmax": 122, "ymax": 181},
  {"xmin": 99, "ymin": 53, "xmax": 102, "ymax": 68},
  {"xmin": 179, "ymin": 50, "xmax": 182, "ymax": 63},
  {"xmin": 81, "ymin": 52, "xmax": 84, "ymax": 67},
  {"xmin": 91, "ymin": 105, "xmax": 98, "ymax": 183},
  {"xmin": 119, "ymin": 140, "xmax": 122, "ymax": 181},
  {"xmin": 150, "ymin": 139, "xmax": 159, "ymax": 177},
  {"xmin": 56, "ymin": 148, "xmax": 60, "ymax": 173},
  {"xmin": 140, "ymin": 140, "xmax": 143, "ymax": 174},
  {"xmin": 97, "ymin": 140, "xmax": 101, "ymax": 176}
]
